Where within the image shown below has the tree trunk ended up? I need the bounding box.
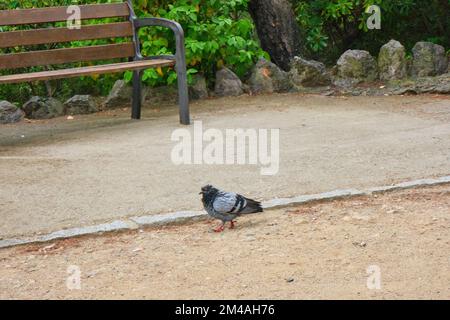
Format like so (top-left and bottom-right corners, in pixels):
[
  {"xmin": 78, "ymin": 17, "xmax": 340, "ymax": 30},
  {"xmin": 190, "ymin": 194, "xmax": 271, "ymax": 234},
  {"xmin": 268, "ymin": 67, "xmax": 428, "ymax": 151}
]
[{"xmin": 249, "ymin": 0, "xmax": 302, "ymax": 71}]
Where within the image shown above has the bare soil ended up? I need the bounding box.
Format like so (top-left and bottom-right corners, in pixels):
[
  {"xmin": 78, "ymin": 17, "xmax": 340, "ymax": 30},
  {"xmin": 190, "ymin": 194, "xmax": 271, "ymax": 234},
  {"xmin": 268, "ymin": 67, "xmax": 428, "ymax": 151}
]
[
  {"xmin": 0, "ymin": 184, "xmax": 449, "ymax": 299},
  {"xmin": 1, "ymin": 94, "xmax": 450, "ymax": 239}
]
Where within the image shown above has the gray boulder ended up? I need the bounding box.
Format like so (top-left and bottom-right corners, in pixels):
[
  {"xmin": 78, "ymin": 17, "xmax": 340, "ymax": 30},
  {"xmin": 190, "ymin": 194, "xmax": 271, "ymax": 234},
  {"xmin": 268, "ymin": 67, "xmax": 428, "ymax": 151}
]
[
  {"xmin": 104, "ymin": 80, "xmax": 148, "ymax": 109},
  {"xmin": 289, "ymin": 56, "xmax": 331, "ymax": 88},
  {"xmin": 64, "ymin": 95, "xmax": 98, "ymax": 115},
  {"xmin": 22, "ymin": 96, "xmax": 65, "ymax": 119},
  {"xmin": 415, "ymin": 73, "xmax": 450, "ymax": 94},
  {"xmin": 248, "ymin": 58, "xmax": 291, "ymax": 94},
  {"xmin": 378, "ymin": 40, "xmax": 407, "ymax": 81},
  {"xmin": 145, "ymin": 85, "xmax": 178, "ymax": 105},
  {"xmin": 387, "ymin": 72, "xmax": 450, "ymax": 95},
  {"xmin": 104, "ymin": 80, "xmax": 133, "ymax": 109},
  {"xmin": 0, "ymin": 101, "xmax": 24, "ymax": 124},
  {"xmin": 214, "ymin": 67, "xmax": 243, "ymax": 97},
  {"xmin": 412, "ymin": 42, "xmax": 448, "ymax": 77},
  {"xmin": 334, "ymin": 50, "xmax": 378, "ymax": 86},
  {"xmin": 189, "ymin": 74, "xmax": 208, "ymax": 100}
]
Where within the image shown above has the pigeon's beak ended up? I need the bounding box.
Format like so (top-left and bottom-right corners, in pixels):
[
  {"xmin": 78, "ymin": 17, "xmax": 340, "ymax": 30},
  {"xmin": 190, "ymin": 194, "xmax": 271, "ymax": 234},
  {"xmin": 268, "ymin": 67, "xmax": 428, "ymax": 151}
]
[{"xmin": 199, "ymin": 191, "xmax": 203, "ymax": 195}]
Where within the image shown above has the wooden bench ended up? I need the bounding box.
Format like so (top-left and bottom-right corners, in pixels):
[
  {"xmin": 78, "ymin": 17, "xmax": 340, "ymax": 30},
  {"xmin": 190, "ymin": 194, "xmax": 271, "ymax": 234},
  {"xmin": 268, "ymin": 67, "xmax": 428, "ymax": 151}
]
[{"xmin": 0, "ymin": 0, "xmax": 190, "ymax": 124}]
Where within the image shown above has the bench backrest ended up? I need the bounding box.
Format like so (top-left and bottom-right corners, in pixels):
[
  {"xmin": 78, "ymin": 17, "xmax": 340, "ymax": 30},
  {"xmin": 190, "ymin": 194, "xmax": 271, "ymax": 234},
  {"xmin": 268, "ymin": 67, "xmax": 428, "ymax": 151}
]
[{"xmin": 0, "ymin": 2, "xmax": 137, "ymax": 70}]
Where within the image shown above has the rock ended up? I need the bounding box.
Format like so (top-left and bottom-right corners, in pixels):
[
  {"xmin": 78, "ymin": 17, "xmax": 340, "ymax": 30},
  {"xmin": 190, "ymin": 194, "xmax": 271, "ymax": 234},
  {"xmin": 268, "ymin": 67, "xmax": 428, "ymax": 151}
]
[
  {"xmin": 0, "ymin": 101, "xmax": 24, "ymax": 124},
  {"xmin": 388, "ymin": 72, "xmax": 450, "ymax": 95},
  {"xmin": 189, "ymin": 74, "xmax": 208, "ymax": 100},
  {"xmin": 248, "ymin": 58, "xmax": 291, "ymax": 94},
  {"xmin": 352, "ymin": 241, "xmax": 367, "ymax": 248},
  {"xmin": 214, "ymin": 67, "xmax": 243, "ymax": 97},
  {"xmin": 145, "ymin": 85, "xmax": 178, "ymax": 105},
  {"xmin": 414, "ymin": 73, "xmax": 450, "ymax": 94},
  {"xmin": 22, "ymin": 96, "xmax": 65, "ymax": 119},
  {"xmin": 104, "ymin": 80, "xmax": 133, "ymax": 109},
  {"xmin": 378, "ymin": 40, "xmax": 407, "ymax": 81},
  {"xmin": 242, "ymin": 83, "xmax": 251, "ymax": 94},
  {"xmin": 104, "ymin": 80, "xmax": 148, "ymax": 109},
  {"xmin": 412, "ymin": 42, "xmax": 448, "ymax": 77},
  {"xmin": 64, "ymin": 95, "xmax": 98, "ymax": 115},
  {"xmin": 289, "ymin": 56, "xmax": 331, "ymax": 87},
  {"xmin": 334, "ymin": 50, "xmax": 378, "ymax": 86}
]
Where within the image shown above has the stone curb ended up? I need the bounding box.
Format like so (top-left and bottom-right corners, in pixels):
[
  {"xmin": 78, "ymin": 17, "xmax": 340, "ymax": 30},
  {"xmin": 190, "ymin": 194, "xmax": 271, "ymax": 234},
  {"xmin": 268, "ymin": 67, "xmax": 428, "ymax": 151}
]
[{"xmin": 1, "ymin": 175, "xmax": 449, "ymax": 249}]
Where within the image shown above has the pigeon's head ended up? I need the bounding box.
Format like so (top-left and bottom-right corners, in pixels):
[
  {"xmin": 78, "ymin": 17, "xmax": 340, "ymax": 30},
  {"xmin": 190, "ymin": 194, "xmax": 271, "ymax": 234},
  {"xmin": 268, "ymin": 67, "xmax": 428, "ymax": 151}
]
[
  {"xmin": 199, "ymin": 185, "xmax": 219, "ymax": 204},
  {"xmin": 199, "ymin": 184, "xmax": 217, "ymax": 195}
]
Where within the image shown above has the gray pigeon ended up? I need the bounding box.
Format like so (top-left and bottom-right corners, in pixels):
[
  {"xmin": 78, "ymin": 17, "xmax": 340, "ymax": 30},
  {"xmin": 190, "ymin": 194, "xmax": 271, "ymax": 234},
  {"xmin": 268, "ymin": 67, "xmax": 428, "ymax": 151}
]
[{"xmin": 199, "ymin": 184, "xmax": 263, "ymax": 232}]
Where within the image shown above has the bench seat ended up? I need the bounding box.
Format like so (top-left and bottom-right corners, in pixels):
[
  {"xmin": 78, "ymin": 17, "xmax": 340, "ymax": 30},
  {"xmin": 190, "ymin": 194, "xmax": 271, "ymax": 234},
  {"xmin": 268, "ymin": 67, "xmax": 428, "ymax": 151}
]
[
  {"xmin": 0, "ymin": 1, "xmax": 190, "ymax": 124},
  {"xmin": 0, "ymin": 59, "xmax": 175, "ymax": 84}
]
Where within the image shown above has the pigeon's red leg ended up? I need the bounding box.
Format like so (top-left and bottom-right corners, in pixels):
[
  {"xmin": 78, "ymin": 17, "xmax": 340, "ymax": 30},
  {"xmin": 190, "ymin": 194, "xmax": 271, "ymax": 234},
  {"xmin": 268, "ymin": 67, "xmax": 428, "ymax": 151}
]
[
  {"xmin": 213, "ymin": 222, "xmax": 225, "ymax": 232},
  {"xmin": 229, "ymin": 220, "xmax": 236, "ymax": 229}
]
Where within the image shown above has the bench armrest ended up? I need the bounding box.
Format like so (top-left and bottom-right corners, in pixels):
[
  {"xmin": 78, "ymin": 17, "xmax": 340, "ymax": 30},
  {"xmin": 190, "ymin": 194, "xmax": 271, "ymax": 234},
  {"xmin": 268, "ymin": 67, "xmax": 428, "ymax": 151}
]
[
  {"xmin": 132, "ymin": 17, "xmax": 190, "ymax": 125},
  {"xmin": 133, "ymin": 17, "xmax": 185, "ymax": 62}
]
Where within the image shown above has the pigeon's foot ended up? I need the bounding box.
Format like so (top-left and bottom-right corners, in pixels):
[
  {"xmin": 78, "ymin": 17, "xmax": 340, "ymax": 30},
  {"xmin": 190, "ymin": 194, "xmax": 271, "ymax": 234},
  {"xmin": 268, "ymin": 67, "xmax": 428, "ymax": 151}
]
[
  {"xmin": 213, "ymin": 223, "xmax": 225, "ymax": 232},
  {"xmin": 229, "ymin": 220, "xmax": 236, "ymax": 229}
]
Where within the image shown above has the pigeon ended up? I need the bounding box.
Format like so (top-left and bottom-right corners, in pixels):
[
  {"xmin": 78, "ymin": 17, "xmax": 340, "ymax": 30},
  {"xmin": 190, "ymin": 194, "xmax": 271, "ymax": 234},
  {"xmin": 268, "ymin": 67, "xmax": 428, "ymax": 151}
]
[{"xmin": 199, "ymin": 184, "xmax": 263, "ymax": 232}]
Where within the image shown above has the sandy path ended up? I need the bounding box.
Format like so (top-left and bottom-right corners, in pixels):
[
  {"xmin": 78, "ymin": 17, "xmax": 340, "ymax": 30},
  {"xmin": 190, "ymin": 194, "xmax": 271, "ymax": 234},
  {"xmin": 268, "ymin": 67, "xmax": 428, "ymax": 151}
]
[
  {"xmin": 1, "ymin": 94, "xmax": 450, "ymax": 239},
  {"xmin": 0, "ymin": 184, "xmax": 449, "ymax": 299}
]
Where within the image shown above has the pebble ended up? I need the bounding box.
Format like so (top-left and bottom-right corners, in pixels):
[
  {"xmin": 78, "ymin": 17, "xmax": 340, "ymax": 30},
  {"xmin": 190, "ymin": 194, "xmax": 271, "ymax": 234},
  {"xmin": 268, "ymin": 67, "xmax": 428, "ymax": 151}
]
[
  {"xmin": 286, "ymin": 277, "xmax": 295, "ymax": 283},
  {"xmin": 86, "ymin": 271, "xmax": 97, "ymax": 278},
  {"xmin": 353, "ymin": 241, "xmax": 367, "ymax": 248}
]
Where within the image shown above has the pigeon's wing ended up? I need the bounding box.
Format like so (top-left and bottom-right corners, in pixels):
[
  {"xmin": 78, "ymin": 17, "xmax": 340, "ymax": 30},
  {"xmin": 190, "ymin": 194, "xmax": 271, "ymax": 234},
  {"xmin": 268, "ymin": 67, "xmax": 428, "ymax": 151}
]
[{"xmin": 212, "ymin": 191, "xmax": 239, "ymax": 214}]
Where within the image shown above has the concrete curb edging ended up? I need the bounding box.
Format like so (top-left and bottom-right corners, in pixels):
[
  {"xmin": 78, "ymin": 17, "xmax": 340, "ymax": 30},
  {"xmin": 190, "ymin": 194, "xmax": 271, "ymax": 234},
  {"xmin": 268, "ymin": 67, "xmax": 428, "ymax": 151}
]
[{"xmin": 1, "ymin": 175, "xmax": 449, "ymax": 249}]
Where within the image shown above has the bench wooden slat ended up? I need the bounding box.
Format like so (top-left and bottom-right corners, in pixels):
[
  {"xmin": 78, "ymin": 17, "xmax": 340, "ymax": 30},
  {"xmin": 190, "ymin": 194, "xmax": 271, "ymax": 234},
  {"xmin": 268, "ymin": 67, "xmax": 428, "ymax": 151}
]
[
  {"xmin": 0, "ymin": 59, "xmax": 175, "ymax": 84},
  {"xmin": 0, "ymin": 43, "xmax": 136, "ymax": 69},
  {"xmin": 0, "ymin": 3, "xmax": 130, "ymax": 26},
  {"xmin": 0, "ymin": 22, "xmax": 133, "ymax": 48}
]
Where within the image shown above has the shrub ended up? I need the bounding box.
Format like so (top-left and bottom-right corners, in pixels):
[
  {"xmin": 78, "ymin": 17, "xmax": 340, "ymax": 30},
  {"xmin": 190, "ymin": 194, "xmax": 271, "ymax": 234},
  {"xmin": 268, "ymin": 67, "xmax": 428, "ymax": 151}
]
[
  {"xmin": 126, "ymin": 0, "xmax": 267, "ymax": 86},
  {"xmin": 0, "ymin": 0, "xmax": 267, "ymax": 105},
  {"xmin": 293, "ymin": 0, "xmax": 450, "ymax": 64}
]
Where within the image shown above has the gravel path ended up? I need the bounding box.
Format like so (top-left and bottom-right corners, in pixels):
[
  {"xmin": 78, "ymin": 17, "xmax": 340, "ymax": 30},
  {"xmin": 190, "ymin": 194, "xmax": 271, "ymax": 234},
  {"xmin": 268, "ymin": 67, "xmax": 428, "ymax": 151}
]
[
  {"xmin": 1, "ymin": 94, "xmax": 450, "ymax": 239},
  {"xmin": 1, "ymin": 184, "xmax": 449, "ymax": 299}
]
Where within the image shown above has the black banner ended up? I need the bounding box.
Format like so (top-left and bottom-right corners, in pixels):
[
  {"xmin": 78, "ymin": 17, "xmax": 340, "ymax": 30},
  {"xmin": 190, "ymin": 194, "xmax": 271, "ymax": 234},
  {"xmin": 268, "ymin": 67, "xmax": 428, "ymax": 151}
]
[{"xmin": 1, "ymin": 300, "xmax": 447, "ymax": 319}]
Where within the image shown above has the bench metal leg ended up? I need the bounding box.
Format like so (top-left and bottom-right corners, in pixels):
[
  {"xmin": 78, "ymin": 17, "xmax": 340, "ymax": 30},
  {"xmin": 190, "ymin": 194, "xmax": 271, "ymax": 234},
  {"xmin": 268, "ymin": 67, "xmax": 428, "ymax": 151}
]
[
  {"xmin": 131, "ymin": 70, "xmax": 142, "ymax": 120},
  {"xmin": 174, "ymin": 30, "xmax": 190, "ymax": 125}
]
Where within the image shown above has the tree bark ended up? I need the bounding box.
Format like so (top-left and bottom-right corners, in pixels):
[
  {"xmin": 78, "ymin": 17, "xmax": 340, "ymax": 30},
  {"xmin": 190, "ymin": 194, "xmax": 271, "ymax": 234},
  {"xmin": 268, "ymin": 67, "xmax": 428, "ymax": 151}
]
[{"xmin": 248, "ymin": 0, "xmax": 302, "ymax": 71}]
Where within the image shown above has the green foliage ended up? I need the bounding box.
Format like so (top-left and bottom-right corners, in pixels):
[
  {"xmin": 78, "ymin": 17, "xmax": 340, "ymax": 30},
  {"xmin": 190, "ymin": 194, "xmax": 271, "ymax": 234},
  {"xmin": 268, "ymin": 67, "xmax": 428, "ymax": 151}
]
[
  {"xmin": 0, "ymin": 1, "xmax": 128, "ymax": 105},
  {"xmin": 293, "ymin": 0, "xmax": 450, "ymax": 64},
  {"xmin": 129, "ymin": 0, "xmax": 267, "ymax": 86},
  {"xmin": 0, "ymin": 0, "xmax": 266, "ymax": 105},
  {"xmin": 1, "ymin": 0, "xmax": 448, "ymax": 105}
]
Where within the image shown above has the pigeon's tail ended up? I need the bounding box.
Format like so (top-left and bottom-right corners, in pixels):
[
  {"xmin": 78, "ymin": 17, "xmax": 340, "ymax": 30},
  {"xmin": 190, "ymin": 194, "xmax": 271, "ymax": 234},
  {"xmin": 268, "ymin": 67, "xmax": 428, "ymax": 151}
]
[{"xmin": 241, "ymin": 197, "xmax": 263, "ymax": 214}]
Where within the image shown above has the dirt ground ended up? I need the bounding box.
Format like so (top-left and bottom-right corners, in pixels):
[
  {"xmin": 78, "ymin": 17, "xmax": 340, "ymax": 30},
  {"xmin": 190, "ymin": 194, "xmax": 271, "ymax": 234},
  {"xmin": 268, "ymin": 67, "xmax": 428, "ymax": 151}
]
[
  {"xmin": 0, "ymin": 184, "xmax": 449, "ymax": 300},
  {"xmin": 1, "ymin": 94, "xmax": 450, "ymax": 239}
]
